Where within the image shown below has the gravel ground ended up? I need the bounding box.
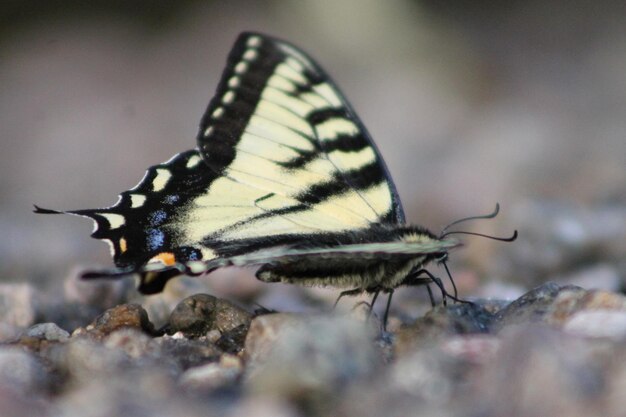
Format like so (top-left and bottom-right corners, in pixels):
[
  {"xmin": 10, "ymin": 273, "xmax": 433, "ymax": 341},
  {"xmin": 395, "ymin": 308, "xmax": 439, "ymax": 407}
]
[{"xmin": 1, "ymin": 278, "xmax": 625, "ymax": 417}]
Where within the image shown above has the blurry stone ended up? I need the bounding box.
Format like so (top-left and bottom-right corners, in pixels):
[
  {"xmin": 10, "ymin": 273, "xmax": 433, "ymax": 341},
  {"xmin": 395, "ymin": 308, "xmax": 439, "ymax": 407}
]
[
  {"xmin": 139, "ymin": 276, "xmax": 216, "ymax": 329},
  {"xmin": 0, "ymin": 385, "xmax": 51, "ymax": 417},
  {"xmin": 606, "ymin": 348, "xmax": 626, "ymax": 417},
  {"xmin": 56, "ymin": 367, "xmax": 215, "ymax": 417},
  {"xmin": 103, "ymin": 328, "xmax": 158, "ymax": 359},
  {"xmin": 24, "ymin": 323, "xmax": 69, "ymax": 341},
  {"xmin": 0, "ymin": 322, "xmax": 20, "ymax": 343},
  {"xmin": 0, "ymin": 283, "xmax": 36, "ymax": 327},
  {"xmin": 245, "ymin": 313, "xmax": 379, "ymax": 409},
  {"xmin": 179, "ymin": 353, "xmax": 243, "ymax": 391},
  {"xmin": 494, "ymin": 282, "xmax": 585, "ymax": 330},
  {"xmin": 226, "ymin": 396, "xmax": 300, "ymax": 417},
  {"xmin": 563, "ymin": 310, "xmax": 626, "ymax": 339},
  {"xmin": 440, "ymin": 334, "xmax": 501, "ymax": 366},
  {"xmin": 395, "ymin": 303, "xmax": 495, "ymax": 356},
  {"xmin": 0, "ymin": 347, "xmax": 48, "ymax": 395},
  {"xmin": 215, "ymin": 324, "xmax": 249, "ymax": 354},
  {"xmin": 338, "ymin": 342, "xmax": 466, "ymax": 417},
  {"xmin": 548, "ymin": 288, "xmax": 626, "ymax": 325},
  {"xmin": 473, "ymin": 324, "xmax": 617, "ymax": 417},
  {"xmin": 48, "ymin": 337, "xmax": 130, "ymax": 382},
  {"xmin": 156, "ymin": 335, "xmax": 222, "ymax": 370},
  {"xmin": 169, "ymin": 294, "xmax": 251, "ymax": 337},
  {"xmin": 86, "ymin": 304, "xmax": 154, "ymax": 337}
]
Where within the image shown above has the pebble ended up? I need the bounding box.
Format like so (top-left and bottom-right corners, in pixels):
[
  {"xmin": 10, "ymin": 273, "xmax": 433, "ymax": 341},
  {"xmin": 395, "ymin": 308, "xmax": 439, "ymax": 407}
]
[
  {"xmin": 244, "ymin": 313, "xmax": 379, "ymax": 409},
  {"xmin": 168, "ymin": 294, "xmax": 252, "ymax": 337},
  {"xmin": 1, "ymin": 285, "xmax": 625, "ymax": 416},
  {"xmin": 0, "ymin": 347, "xmax": 48, "ymax": 395},
  {"xmin": 84, "ymin": 303, "xmax": 155, "ymax": 337},
  {"xmin": 179, "ymin": 353, "xmax": 243, "ymax": 391},
  {"xmin": 24, "ymin": 323, "xmax": 70, "ymax": 341}
]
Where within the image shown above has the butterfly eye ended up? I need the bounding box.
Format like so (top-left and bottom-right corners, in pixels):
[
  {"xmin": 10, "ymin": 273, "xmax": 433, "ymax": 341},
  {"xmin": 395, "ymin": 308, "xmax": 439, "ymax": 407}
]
[{"xmin": 435, "ymin": 252, "xmax": 448, "ymax": 263}]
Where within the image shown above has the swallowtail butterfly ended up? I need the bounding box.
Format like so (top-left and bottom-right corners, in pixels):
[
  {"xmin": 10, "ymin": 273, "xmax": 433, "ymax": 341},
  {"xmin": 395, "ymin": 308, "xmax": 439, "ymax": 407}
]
[{"xmin": 36, "ymin": 32, "xmax": 515, "ymax": 322}]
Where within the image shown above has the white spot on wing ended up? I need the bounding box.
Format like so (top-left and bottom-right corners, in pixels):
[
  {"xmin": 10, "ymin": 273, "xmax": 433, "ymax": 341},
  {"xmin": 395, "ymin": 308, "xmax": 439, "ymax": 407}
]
[
  {"xmin": 247, "ymin": 36, "xmax": 262, "ymax": 47},
  {"xmin": 152, "ymin": 168, "xmax": 172, "ymax": 192},
  {"xmin": 235, "ymin": 62, "xmax": 248, "ymax": 74},
  {"xmin": 186, "ymin": 154, "xmax": 202, "ymax": 168},
  {"xmin": 130, "ymin": 194, "xmax": 146, "ymax": 208},
  {"xmin": 228, "ymin": 76, "xmax": 240, "ymax": 88},
  {"xmin": 204, "ymin": 126, "xmax": 214, "ymax": 137},
  {"xmin": 243, "ymin": 49, "xmax": 258, "ymax": 61},
  {"xmin": 212, "ymin": 107, "xmax": 224, "ymax": 119},
  {"xmin": 97, "ymin": 213, "xmax": 126, "ymax": 229},
  {"xmin": 222, "ymin": 91, "xmax": 235, "ymax": 104}
]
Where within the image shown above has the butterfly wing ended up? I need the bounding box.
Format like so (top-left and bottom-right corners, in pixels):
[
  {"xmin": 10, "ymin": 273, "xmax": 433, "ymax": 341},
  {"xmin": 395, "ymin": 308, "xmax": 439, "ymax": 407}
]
[{"xmin": 37, "ymin": 32, "xmax": 407, "ymax": 293}]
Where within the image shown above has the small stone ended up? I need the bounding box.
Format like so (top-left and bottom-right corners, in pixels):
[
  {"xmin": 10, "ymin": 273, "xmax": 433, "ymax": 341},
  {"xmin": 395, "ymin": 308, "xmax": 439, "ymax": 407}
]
[
  {"xmin": 48, "ymin": 337, "xmax": 129, "ymax": 382},
  {"xmin": 103, "ymin": 328, "xmax": 157, "ymax": 359},
  {"xmin": 169, "ymin": 294, "xmax": 251, "ymax": 337},
  {"xmin": 0, "ymin": 283, "xmax": 36, "ymax": 327},
  {"xmin": 244, "ymin": 313, "xmax": 379, "ymax": 405},
  {"xmin": 156, "ymin": 336, "xmax": 222, "ymax": 370},
  {"xmin": 0, "ymin": 322, "xmax": 21, "ymax": 343},
  {"xmin": 563, "ymin": 310, "xmax": 626, "ymax": 339},
  {"xmin": 215, "ymin": 324, "xmax": 249, "ymax": 354},
  {"xmin": 86, "ymin": 304, "xmax": 154, "ymax": 337},
  {"xmin": 494, "ymin": 282, "xmax": 585, "ymax": 330},
  {"xmin": 24, "ymin": 323, "xmax": 70, "ymax": 341},
  {"xmin": 395, "ymin": 303, "xmax": 496, "ymax": 356},
  {"xmin": 548, "ymin": 289, "xmax": 626, "ymax": 325},
  {"xmin": 179, "ymin": 353, "xmax": 243, "ymax": 391},
  {"xmin": 0, "ymin": 347, "xmax": 48, "ymax": 395}
]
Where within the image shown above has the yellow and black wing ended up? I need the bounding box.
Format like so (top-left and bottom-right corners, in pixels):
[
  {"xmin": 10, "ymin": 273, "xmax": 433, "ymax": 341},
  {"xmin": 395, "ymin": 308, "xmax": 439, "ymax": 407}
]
[{"xmin": 36, "ymin": 32, "xmax": 413, "ymax": 293}]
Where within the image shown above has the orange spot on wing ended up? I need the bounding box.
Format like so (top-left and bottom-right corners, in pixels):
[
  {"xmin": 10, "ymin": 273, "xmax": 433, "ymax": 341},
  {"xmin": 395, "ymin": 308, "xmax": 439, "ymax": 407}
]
[
  {"xmin": 148, "ymin": 252, "xmax": 176, "ymax": 266},
  {"xmin": 119, "ymin": 238, "xmax": 127, "ymax": 253}
]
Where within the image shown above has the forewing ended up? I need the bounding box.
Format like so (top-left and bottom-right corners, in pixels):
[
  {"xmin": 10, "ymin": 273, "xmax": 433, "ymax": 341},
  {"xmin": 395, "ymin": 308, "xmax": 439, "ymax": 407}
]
[{"xmin": 196, "ymin": 32, "xmax": 405, "ymax": 237}]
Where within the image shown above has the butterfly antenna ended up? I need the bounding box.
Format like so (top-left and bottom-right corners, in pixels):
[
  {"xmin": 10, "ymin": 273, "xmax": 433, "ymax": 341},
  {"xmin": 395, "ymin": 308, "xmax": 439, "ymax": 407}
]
[
  {"xmin": 440, "ymin": 229, "xmax": 518, "ymax": 242},
  {"xmin": 440, "ymin": 203, "xmax": 501, "ymax": 236}
]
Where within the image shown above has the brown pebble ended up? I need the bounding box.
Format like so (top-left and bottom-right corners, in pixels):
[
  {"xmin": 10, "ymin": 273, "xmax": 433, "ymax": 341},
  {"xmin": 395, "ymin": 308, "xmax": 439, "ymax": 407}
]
[{"xmin": 86, "ymin": 304, "xmax": 154, "ymax": 337}]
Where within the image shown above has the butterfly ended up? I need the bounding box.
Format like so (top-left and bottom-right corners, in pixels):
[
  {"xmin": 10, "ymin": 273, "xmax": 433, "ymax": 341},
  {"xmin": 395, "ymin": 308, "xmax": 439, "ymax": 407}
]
[{"xmin": 36, "ymin": 32, "xmax": 516, "ymax": 325}]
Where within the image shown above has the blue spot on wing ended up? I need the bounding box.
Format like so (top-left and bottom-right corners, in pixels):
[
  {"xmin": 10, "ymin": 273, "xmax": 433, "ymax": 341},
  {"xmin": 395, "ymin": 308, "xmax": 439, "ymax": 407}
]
[
  {"xmin": 150, "ymin": 210, "xmax": 167, "ymax": 226},
  {"xmin": 146, "ymin": 229, "xmax": 165, "ymax": 251},
  {"xmin": 165, "ymin": 195, "xmax": 180, "ymax": 204}
]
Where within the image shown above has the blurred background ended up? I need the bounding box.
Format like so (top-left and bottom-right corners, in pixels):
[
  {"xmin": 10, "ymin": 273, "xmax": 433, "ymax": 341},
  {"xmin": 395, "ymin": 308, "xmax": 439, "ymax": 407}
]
[{"xmin": 2, "ymin": 0, "xmax": 625, "ymax": 316}]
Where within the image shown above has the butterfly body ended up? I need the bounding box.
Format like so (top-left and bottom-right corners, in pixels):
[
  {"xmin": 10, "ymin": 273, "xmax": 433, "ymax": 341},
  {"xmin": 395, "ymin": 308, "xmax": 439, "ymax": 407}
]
[{"xmin": 36, "ymin": 32, "xmax": 463, "ymax": 300}]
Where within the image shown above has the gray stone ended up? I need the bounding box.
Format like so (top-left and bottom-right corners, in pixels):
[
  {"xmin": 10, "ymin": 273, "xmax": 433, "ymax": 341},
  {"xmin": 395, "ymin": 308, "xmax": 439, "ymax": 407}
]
[
  {"xmin": 179, "ymin": 353, "xmax": 243, "ymax": 391},
  {"xmin": 0, "ymin": 347, "xmax": 48, "ymax": 395},
  {"xmin": 25, "ymin": 323, "xmax": 70, "ymax": 341},
  {"xmin": 494, "ymin": 282, "xmax": 585, "ymax": 330},
  {"xmin": 563, "ymin": 310, "xmax": 626, "ymax": 339},
  {"xmin": 395, "ymin": 302, "xmax": 496, "ymax": 356},
  {"xmin": 168, "ymin": 294, "xmax": 251, "ymax": 337},
  {"xmin": 156, "ymin": 334, "xmax": 222, "ymax": 370},
  {"xmin": 244, "ymin": 313, "xmax": 379, "ymax": 408}
]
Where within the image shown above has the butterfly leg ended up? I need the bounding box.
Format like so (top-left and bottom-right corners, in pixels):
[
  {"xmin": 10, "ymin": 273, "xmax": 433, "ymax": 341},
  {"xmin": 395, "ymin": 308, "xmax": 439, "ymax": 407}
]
[
  {"xmin": 368, "ymin": 290, "xmax": 380, "ymax": 318},
  {"xmin": 401, "ymin": 268, "xmax": 450, "ymax": 306},
  {"xmin": 332, "ymin": 288, "xmax": 364, "ymax": 310},
  {"xmin": 381, "ymin": 290, "xmax": 394, "ymax": 332}
]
